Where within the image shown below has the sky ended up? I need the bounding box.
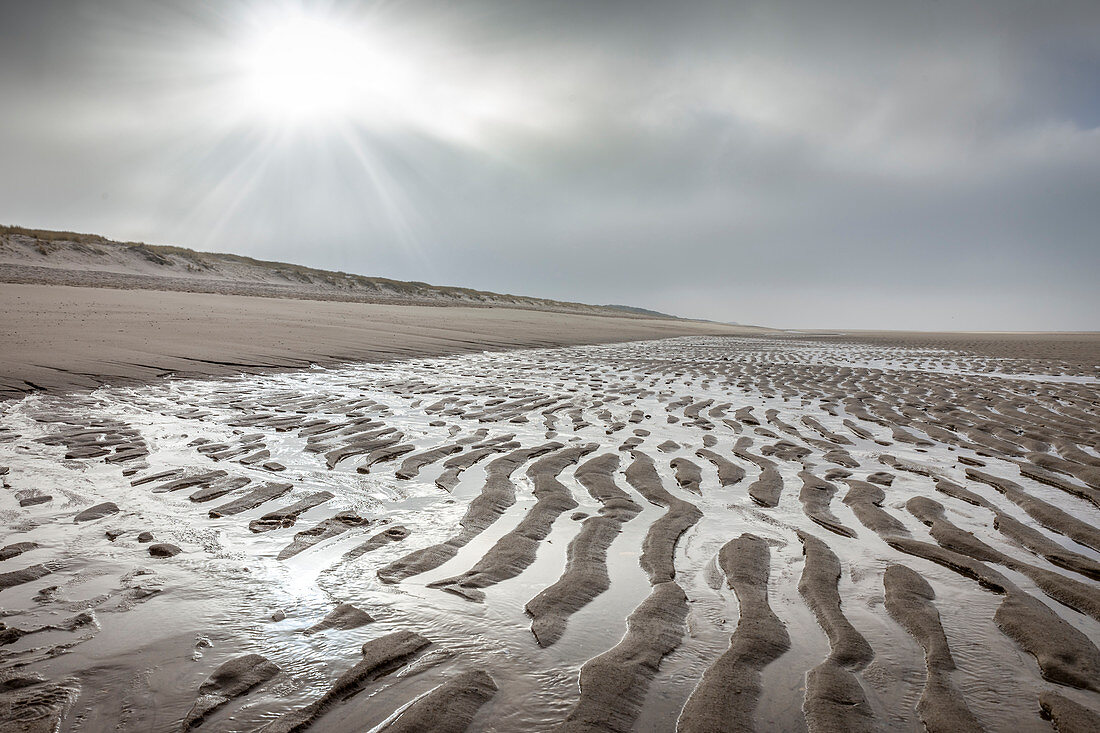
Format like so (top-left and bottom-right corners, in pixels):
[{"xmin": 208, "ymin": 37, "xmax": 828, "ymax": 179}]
[{"xmin": 2, "ymin": 0, "xmax": 1098, "ymax": 330}]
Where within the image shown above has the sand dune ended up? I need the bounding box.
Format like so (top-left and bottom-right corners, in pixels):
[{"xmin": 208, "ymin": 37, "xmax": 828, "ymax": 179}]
[{"xmin": 0, "ymin": 226, "xmax": 680, "ymax": 317}]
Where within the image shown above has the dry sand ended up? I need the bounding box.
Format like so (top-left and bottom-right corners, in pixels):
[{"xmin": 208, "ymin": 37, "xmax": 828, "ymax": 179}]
[{"xmin": 0, "ymin": 282, "xmax": 758, "ymax": 399}]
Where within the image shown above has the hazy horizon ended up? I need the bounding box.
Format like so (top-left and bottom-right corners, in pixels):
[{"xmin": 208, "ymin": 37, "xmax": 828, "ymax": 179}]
[{"xmin": 2, "ymin": 0, "xmax": 1098, "ymax": 330}]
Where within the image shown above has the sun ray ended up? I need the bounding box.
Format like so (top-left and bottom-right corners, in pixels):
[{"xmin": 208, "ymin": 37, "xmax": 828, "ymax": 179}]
[{"xmin": 334, "ymin": 121, "xmax": 425, "ymax": 259}]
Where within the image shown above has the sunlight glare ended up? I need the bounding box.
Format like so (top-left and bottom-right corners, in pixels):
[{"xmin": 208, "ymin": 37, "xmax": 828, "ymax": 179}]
[
  {"xmin": 236, "ymin": 11, "xmax": 405, "ymax": 127},
  {"xmin": 224, "ymin": 5, "xmax": 566, "ymax": 147}
]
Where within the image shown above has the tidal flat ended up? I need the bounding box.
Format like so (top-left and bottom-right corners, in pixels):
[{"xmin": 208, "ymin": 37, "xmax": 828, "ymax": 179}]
[{"xmin": 1, "ymin": 333, "xmax": 1098, "ymax": 732}]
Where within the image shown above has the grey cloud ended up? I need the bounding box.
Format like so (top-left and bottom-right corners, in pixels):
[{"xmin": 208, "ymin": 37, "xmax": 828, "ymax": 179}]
[{"xmin": 1, "ymin": 0, "xmax": 1097, "ymax": 329}]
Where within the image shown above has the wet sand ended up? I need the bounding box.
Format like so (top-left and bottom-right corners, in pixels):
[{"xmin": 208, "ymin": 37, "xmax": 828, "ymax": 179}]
[{"xmin": 0, "ymin": 322, "xmax": 1099, "ymax": 731}]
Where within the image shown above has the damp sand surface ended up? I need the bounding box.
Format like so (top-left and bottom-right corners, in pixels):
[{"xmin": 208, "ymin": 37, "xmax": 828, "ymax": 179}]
[{"xmin": 0, "ymin": 332, "xmax": 1098, "ymax": 731}]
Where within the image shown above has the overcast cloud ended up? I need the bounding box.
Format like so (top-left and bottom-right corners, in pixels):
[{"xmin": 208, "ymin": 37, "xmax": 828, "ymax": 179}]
[{"xmin": 2, "ymin": 0, "xmax": 1098, "ymax": 329}]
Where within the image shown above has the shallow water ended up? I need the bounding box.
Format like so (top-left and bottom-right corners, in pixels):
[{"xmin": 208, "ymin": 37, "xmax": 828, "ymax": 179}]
[{"xmin": 1, "ymin": 334, "xmax": 1098, "ymax": 731}]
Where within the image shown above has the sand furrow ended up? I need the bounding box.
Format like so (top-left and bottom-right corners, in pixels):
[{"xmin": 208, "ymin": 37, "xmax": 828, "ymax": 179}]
[
  {"xmin": 624, "ymin": 451, "xmax": 703, "ymax": 584},
  {"xmin": 1039, "ymin": 691, "xmax": 1100, "ymax": 732},
  {"xmin": 151, "ymin": 469, "xmax": 228, "ymax": 493},
  {"xmin": 798, "ymin": 470, "xmax": 857, "ymax": 538},
  {"xmin": 1016, "ymin": 461, "xmax": 1100, "ymax": 510},
  {"xmin": 323, "ymin": 429, "xmax": 400, "ymax": 469},
  {"xmin": 733, "ymin": 438, "xmax": 783, "ymax": 507},
  {"xmin": 677, "ymin": 533, "xmax": 792, "ymax": 733},
  {"xmin": 883, "ymin": 565, "xmax": 983, "ymax": 732},
  {"xmin": 526, "ymin": 453, "xmax": 642, "ymax": 646},
  {"xmin": 208, "ymin": 482, "xmax": 293, "ymax": 518},
  {"xmin": 357, "ymin": 443, "xmax": 416, "ymax": 473},
  {"xmin": 435, "ymin": 442, "xmax": 520, "ymax": 492},
  {"xmin": 993, "ymin": 513, "xmax": 1100, "ymax": 581},
  {"xmin": 935, "ymin": 479, "xmax": 1100, "ymax": 581},
  {"xmin": 248, "ymin": 491, "xmax": 335, "ymax": 533},
  {"xmin": 395, "ymin": 443, "xmax": 465, "ymax": 480},
  {"xmin": 884, "ymin": 536, "xmax": 1100, "ymax": 692},
  {"xmin": 0, "ymin": 563, "xmax": 56, "ymax": 592},
  {"xmin": 796, "ymin": 531, "xmax": 875, "ymax": 732},
  {"xmin": 558, "ymin": 582, "xmax": 689, "ymax": 733},
  {"xmin": 965, "ymin": 469, "xmax": 1100, "ymax": 552},
  {"xmin": 830, "ymin": 477, "xmax": 1100, "ymax": 695},
  {"xmin": 378, "ymin": 669, "xmax": 497, "ymax": 733},
  {"xmin": 182, "ymin": 653, "xmax": 281, "ymax": 731},
  {"xmin": 671, "ymin": 457, "xmax": 703, "ymax": 494},
  {"xmin": 427, "ymin": 444, "xmax": 597, "ymax": 601},
  {"xmin": 188, "ymin": 475, "xmax": 251, "ymax": 503},
  {"xmin": 261, "ymin": 631, "xmax": 431, "ymax": 733},
  {"xmin": 277, "ymin": 512, "xmax": 370, "ymax": 561},
  {"xmin": 695, "ymin": 448, "xmax": 746, "ymax": 486},
  {"xmin": 376, "ymin": 444, "xmax": 560, "ymax": 584},
  {"xmin": 906, "ymin": 497, "xmax": 1100, "ymax": 623},
  {"xmin": 842, "ymin": 479, "xmax": 910, "ymax": 537},
  {"xmin": 343, "ymin": 525, "xmax": 410, "ymax": 562}
]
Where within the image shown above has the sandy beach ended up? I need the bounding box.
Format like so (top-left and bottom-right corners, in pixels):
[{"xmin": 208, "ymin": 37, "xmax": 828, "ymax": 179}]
[
  {"xmin": 0, "ymin": 283, "xmax": 758, "ymax": 400},
  {"xmin": 4, "ymin": 0, "xmax": 1098, "ymax": 727},
  {"xmin": 1, "ymin": 294, "xmax": 1098, "ymax": 731}
]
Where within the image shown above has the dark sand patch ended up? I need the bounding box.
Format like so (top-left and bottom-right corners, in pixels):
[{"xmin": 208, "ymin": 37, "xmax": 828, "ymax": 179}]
[
  {"xmin": 303, "ymin": 603, "xmax": 374, "ymax": 635},
  {"xmin": 526, "ymin": 454, "xmax": 642, "ymax": 646},
  {"xmin": 695, "ymin": 448, "xmax": 746, "ymax": 486},
  {"xmin": 559, "ymin": 582, "xmax": 688, "ymax": 733},
  {"xmin": 798, "ymin": 471, "xmax": 857, "ymax": 539},
  {"xmin": 260, "ymin": 631, "xmax": 431, "ymax": 733},
  {"xmin": 376, "ymin": 444, "xmax": 559, "ymax": 584},
  {"xmin": 427, "ymin": 444, "xmax": 597, "ymax": 601},
  {"xmin": 208, "ymin": 482, "xmax": 293, "ymax": 518},
  {"xmin": 797, "ymin": 532, "xmax": 875, "ymax": 732},
  {"xmin": 883, "ymin": 564, "xmax": 982, "ymax": 732},
  {"xmin": 624, "ymin": 452, "xmax": 702, "ymax": 585},
  {"xmin": 182, "ymin": 653, "xmax": 281, "ymax": 731},
  {"xmin": 377, "ymin": 669, "xmax": 497, "ymax": 733},
  {"xmin": 248, "ymin": 491, "xmax": 335, "ymax": 533},
  {"xmin": 1039, "ymin": 691, "xmax": 1100, "ymax": 732},
  {"xmin": 678, "ymin": 533, "xmax": 792, "ymax": 732}
]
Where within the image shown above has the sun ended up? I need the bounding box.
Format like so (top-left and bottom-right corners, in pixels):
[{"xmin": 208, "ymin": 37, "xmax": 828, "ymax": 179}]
[
  {"xmin": 222, "ymin": 5, "xmax": 544, "ymax": 145},
  {"xmin": 233, "ymin": 9, "xmax": 405, "ymax": 128}
]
